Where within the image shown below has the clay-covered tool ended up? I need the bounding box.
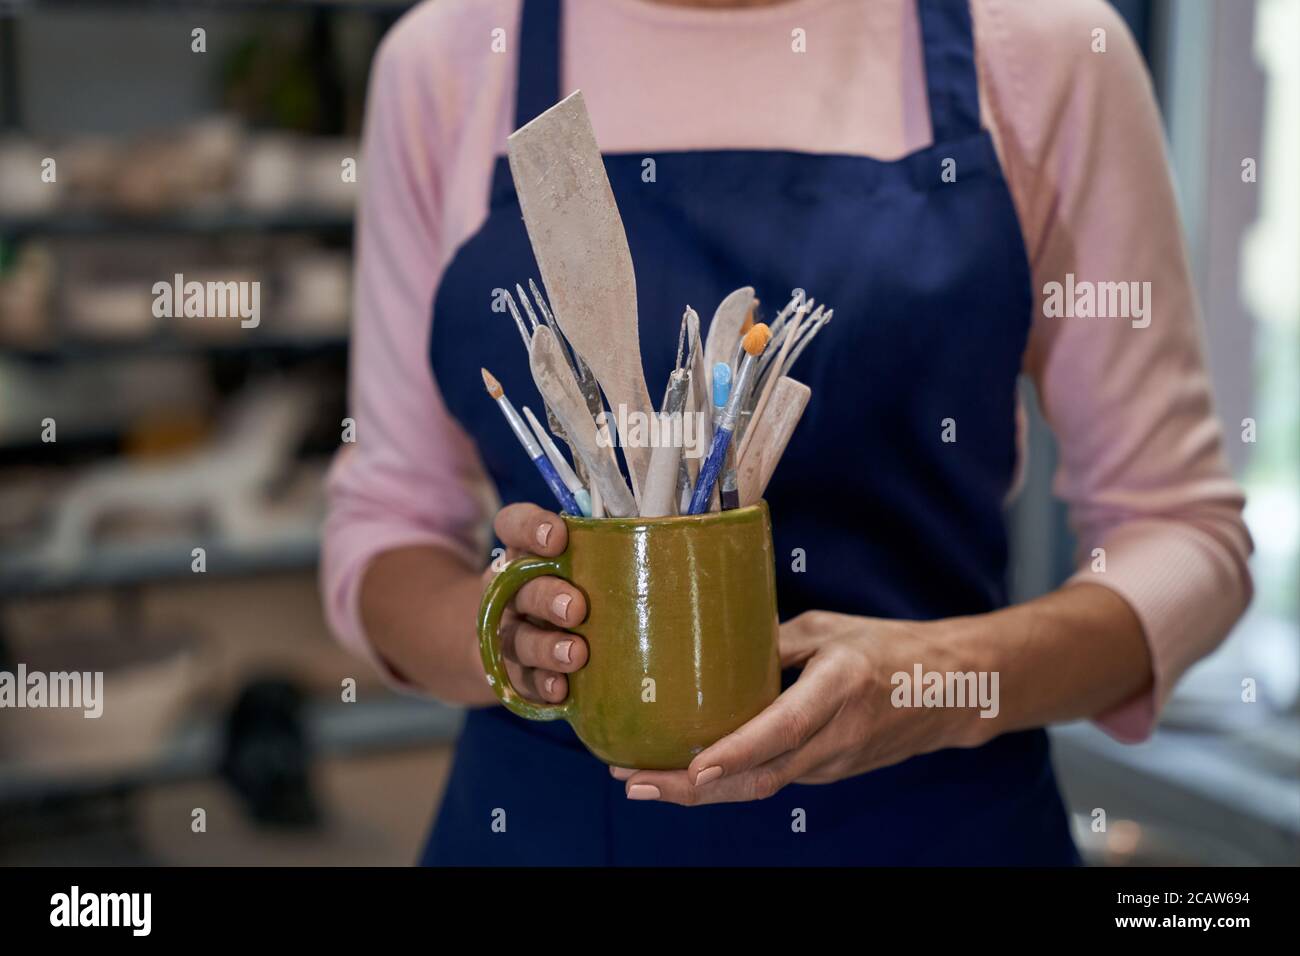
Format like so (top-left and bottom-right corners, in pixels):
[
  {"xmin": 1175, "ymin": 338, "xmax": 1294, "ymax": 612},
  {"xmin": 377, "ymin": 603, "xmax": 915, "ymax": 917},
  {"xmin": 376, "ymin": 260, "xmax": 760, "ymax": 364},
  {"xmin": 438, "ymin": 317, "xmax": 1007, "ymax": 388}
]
[
  {"xmin": 702, "ymin": 286, "xmax": 755, "ymax": 381},
  {"xmin": 529, "ymin": 327, "xmax": 637, "ymax": 517},
  {"xmin": 507, "ymin": 90, "xmax": 653, "ymax": 503},
  {"xmin": 738, "ymin": 377, "xmax": 811, "ymax": 506}
]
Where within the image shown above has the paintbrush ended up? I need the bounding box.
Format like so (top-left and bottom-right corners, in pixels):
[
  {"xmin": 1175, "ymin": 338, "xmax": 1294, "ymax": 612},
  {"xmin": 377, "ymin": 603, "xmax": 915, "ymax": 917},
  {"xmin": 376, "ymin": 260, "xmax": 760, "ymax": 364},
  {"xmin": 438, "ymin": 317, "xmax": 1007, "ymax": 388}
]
[
  {"xmin": 481, "ymin": 368, "xmax": 581, "ymax": 515},
  {"xmin": 522, "ymin": 405, "xmax": 592, "ymax": 517},
  {"xmin": 687, "ymin": 324, "xmax": 771, "ymax": 514},
  {"xmin": 703, "ymin": 361, "xmax": 731, "ymax": 512},
  {"xmin": 738, "ymin": 302, "xmax": 811, "ymax": 458}
]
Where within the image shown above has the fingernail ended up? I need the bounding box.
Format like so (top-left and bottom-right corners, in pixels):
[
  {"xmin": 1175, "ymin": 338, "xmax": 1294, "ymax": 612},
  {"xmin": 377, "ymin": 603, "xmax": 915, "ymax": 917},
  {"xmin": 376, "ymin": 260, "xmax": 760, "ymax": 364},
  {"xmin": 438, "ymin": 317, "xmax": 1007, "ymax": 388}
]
[
  {"xmin": 627, "ymin": 784, "xmax": 660, "ymax": 801},
  {"xmin": 694, "ymin": 765, "xmax": 723, "ymax": 787},
  {"xmin": 551, "ymin": 592, "xmax": 572, "ymax": 623},
  {"xmin": 536, "ymin": 522, "xmax": 552, "ymax": 548},
  {"xmin": 553, "ymin": 639, "xmax": 573, "ymax": 664},
  {"xmin": 609, "ymin": 766, "xmax": 635, "ymax": 780},
  {"xmin": 545, "ymin": 676, "xmax": 557, "ymax": 697}
]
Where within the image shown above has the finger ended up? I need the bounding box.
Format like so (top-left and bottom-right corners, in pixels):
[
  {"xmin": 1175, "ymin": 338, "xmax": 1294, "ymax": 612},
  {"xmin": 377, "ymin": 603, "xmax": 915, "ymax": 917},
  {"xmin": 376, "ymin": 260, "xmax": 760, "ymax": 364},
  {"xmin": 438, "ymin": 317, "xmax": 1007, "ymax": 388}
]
[
  {"xmin": 684, "ymin": 657, "xmax": 843, "ymax": 785},
  {"xmin": 626, "ymin": 747, "xmax": 812, "ymax": 806},
  {"xmin": 494, "ymin": 503, "xmax": 567, "ymax": 556},
  {"xmin": 514, "ymin": 575, "xmax": 587, "ymax": 629},
  {"xmin": 509, "ymin": 662, "xmax": 568, "ymax": 704},
  {"xmin": 777, "ymin": 610, "xmax": 837, "ymax": 668},
  {"xmin": 609, "ymin": 766, "xmax": 636, "ymax": 781},
  {"xmin": 508, "ymin": 620, "xmax": 589, "ymax": 673}
]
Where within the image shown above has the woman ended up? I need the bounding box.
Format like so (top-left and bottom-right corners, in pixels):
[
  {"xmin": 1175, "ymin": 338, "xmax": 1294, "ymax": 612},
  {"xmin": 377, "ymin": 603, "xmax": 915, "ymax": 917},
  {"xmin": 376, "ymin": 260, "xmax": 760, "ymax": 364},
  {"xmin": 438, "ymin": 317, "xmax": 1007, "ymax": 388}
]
[{"xmin": 322, "ymin": 0, "xmax": 1252, "ymax": 865}]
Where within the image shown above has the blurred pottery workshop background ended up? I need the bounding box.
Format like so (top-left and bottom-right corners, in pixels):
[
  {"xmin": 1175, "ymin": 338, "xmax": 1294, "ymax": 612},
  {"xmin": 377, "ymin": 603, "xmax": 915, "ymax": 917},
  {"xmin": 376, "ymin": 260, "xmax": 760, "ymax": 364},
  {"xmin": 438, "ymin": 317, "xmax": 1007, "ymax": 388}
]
[{"xmin": 0, "ymin": 0, "xmax": 1296, "ymax": 865}]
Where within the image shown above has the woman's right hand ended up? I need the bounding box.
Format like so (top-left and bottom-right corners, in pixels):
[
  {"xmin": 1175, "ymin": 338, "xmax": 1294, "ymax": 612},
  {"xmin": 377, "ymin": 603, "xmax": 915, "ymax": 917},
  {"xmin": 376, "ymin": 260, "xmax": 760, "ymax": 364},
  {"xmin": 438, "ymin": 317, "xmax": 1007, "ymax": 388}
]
[{"xmin": 483, "ymin": 503, "xmax": 589, "ymax": 705}]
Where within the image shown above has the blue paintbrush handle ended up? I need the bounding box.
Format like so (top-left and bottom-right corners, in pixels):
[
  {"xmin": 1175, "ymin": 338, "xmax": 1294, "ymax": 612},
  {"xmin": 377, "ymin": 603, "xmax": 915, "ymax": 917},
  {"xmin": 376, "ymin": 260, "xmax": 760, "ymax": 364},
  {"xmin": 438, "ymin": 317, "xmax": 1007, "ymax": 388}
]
[
  {"xmin": 534, "ymin": 454, "xmax": 581, "ymax": 515},
  {"xmin": 687, "ymin": 426, "xmax": 733, "ymax": 514}
]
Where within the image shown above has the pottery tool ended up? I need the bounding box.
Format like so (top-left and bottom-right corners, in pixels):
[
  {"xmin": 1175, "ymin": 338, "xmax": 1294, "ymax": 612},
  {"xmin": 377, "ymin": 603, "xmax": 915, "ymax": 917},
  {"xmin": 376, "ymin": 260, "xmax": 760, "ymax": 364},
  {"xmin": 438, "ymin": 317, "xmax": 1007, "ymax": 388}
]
[
  {"xmin": 522, "ymin": 405, "xmax": 592, "ymax": 517},
  {"xmin": 481, "ymin": 368, "xmax": 581, "ymax": 515},
  {"xmin": 528, "ymin": 279, "xmax": 604, "ymax": 422},
  {"xmin": 529, "ymin": 326, "xmax": 638, "ymax": 517},
  {"xmin": 526, "ymin": 278, "xmax": 621, "ymax": 515},
  {"xmin": 502, "ymin": 289, "xmax": 534, "ymax": 350},
  {"xmin": 500, "ymin": 287, "xmax": 589, "ymax": 488},
  {"xmin": 687, "ymin": 324, "xmax": 771, "ymax": 514},
  {"xmin": 702, "ymin": 286, "xmax": 755, "ymax": 381},
  {"xmin": 641, "ymin": 368, "xmax": 690, "ymax": 517},
  {"xmin": 700, "ymin": 361, "xmax": 732, "ymax": 512},
  {"xmin": 766, "ymin": 290, "xmax": 812, "ymax": 344},
  {"xmin": 710, "ymin": 362, "xmax": 732, "ymax": 417},
  {"xmin": 729, "ymin": 299, "xmax": 760, "ymax": 373},
  {"xmin": 738, "ymin": 303, "xmax": 811, "ymax": 460},
  {"xmin": 779, "ymin": 306, "xmax": 833, "ymax": 377},
  {"xmin": 507, "ymin": 91, "xmax": 654, "ymax": 502},
  {"xmin": 738, "ymin": 376, "xmax": 811, "ymax": 506},
  {"xmin": 674, "ymin": 307, "xmax": 711, "ymax": 512}
]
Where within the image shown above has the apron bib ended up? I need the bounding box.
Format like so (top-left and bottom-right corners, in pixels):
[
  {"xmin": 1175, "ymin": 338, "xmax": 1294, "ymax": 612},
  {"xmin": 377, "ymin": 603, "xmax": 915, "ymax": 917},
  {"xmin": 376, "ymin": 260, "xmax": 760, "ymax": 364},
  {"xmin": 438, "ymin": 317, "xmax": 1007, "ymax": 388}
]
[{"xmin": 423, "ymin": 0, "xmax": 1077, "ymax": 865}]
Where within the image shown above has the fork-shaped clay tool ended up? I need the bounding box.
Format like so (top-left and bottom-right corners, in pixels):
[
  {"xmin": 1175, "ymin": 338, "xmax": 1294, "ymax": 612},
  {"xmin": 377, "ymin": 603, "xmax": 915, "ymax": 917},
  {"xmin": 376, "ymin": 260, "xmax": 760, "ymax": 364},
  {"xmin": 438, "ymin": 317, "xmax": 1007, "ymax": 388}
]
[{"xmin": 529, "ymin": 326, "xmax": 637, "ymax": 517}]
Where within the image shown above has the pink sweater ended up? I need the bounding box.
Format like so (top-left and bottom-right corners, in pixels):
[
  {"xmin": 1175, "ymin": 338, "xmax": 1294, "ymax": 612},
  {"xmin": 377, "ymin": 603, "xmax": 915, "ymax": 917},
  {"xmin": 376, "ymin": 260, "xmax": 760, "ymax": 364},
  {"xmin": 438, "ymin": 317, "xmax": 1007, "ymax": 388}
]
[{"xmin": 321, "ymin": 0, "xmax": 1253, "ymax": 743}]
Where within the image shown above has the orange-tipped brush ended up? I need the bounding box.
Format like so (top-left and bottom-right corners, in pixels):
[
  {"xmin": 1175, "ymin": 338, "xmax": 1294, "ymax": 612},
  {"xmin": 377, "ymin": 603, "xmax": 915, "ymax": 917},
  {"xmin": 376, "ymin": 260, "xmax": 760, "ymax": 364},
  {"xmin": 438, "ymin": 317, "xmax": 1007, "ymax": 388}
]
[{"xmin": 687, "ymin": 323, "xmax": 771, "ymax": 514}]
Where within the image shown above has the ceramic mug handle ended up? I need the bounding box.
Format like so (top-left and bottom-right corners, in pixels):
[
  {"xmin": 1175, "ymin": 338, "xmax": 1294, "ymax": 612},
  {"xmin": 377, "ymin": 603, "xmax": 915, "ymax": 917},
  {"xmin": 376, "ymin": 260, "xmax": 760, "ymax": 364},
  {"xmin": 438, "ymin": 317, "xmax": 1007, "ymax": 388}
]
[{"xmin": 478, "ymin": 554, "xmax": 576, "ymax": 721}]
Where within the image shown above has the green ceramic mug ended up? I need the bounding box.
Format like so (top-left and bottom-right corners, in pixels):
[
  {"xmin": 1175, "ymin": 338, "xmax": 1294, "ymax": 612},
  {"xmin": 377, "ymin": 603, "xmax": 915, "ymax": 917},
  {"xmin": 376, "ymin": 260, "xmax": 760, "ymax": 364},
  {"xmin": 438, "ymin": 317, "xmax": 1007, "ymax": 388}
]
[{"xmin": 478, "ymin": 500, "xmax": 782, "ymax": 769}]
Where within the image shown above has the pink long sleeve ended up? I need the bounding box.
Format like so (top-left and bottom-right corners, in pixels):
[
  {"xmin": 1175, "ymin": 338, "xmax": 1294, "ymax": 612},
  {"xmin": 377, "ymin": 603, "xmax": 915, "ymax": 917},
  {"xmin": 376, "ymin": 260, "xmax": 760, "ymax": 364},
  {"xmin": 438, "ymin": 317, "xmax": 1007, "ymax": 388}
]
[
  {"xmin": 319, "ymin": 13, "xmax": 493, "ymax": 676},
  {"xmin": 321, "ymin": 0, "xmax": 1252, "ymax": 734},
  {"xmin": 983, "ymin": 0, "xmax": 1253, "ymax": 740}
]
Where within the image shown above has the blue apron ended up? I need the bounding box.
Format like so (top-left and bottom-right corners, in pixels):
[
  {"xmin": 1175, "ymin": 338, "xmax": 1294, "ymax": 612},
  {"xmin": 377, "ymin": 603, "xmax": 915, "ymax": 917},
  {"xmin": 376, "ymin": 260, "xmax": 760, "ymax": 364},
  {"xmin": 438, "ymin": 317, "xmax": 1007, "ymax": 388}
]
[{"xmin": 423, "ymin": 0, "xmax": 1078, "ymax": 865}]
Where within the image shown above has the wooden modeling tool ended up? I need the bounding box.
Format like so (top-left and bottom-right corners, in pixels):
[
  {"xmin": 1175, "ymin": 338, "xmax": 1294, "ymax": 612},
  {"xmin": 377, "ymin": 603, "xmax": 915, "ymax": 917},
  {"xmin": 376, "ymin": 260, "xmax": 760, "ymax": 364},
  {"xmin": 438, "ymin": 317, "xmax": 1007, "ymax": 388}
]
[
  {"xmin": 702, "ymin": 286, "xmax": 755, "ymax": 380},
  {"xmin": 507, "ymin": 91, "xmax": 653, "ymax": 502},
  {"xmin": 642, "ymin": 368, "xmax": 690, "ymax": 517},
  {"xmin": 528, "ymin": 326, "xmax": 638, "ymax": 517},
  {"xmin": 766, "ymin": 291, "xmax": 812, "ymax": 344},
  {"xmin": 522, "ymin": 405, "xmax": 592, "ymax": 517},
  {"xmin": 688, "ymin": 324, "xmax": 771, "ymax": 514},
  {"xmin": 481, "ymin": 369, "xmax": 581, "ymax": 515},
  {"xmin": 738, "ymin": 376, "xmax": 811, "ymax": 506},
  {"xmin": 738, "ymin": 303, "xmax": 810, "ymax": 461}
]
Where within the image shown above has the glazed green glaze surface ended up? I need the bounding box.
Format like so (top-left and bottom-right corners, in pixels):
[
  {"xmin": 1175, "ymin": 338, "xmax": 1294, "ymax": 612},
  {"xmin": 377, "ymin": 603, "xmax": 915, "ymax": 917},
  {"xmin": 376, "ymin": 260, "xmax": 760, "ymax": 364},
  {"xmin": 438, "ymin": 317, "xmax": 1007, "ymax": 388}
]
[{"xmin": 478, "ymin": 501, "xmax": 781, "ymax": 769}]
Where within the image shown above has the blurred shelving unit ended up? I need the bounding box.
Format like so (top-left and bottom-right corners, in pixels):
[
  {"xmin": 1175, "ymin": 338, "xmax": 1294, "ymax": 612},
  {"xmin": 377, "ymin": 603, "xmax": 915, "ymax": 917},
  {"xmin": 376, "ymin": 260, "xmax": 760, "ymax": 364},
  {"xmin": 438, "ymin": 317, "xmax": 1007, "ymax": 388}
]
[{"xmin": 0, "ymin": 0, "xmax": 450, "ymax": 855}]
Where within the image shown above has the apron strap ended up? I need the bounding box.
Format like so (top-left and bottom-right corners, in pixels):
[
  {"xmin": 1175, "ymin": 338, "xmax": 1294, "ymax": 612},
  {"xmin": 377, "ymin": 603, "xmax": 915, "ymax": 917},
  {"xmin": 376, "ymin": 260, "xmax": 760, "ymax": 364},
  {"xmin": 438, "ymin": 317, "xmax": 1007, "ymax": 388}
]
[
  {"xmin": 515, "ymin": 0, "xmax": 562, "ymax": 130},
  {"xmin": 917, "ymin": 0, "xmax": 981, "ymax": 142}
]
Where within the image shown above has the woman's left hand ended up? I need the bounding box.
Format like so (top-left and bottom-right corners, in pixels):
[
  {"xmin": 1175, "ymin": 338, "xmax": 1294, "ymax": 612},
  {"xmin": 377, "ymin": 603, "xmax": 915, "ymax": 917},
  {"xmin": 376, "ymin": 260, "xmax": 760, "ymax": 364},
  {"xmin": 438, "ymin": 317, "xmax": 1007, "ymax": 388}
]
[{"xmin": 612, "ymin": 610, "xmax": 987, "ymax": 805}]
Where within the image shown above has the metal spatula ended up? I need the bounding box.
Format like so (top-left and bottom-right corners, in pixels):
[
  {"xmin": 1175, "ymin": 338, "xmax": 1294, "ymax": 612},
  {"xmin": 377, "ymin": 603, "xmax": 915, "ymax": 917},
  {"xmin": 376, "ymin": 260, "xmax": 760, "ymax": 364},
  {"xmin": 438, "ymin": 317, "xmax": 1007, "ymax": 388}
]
[{"xmin": 507, "ymin": 90, "xmax": 653, "ymax": 503}]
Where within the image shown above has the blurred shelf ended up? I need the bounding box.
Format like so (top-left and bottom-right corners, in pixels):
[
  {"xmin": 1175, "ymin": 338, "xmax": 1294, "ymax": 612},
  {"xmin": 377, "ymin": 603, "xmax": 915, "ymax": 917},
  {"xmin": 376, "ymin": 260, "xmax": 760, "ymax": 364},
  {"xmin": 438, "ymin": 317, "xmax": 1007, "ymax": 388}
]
[
  {"xmin": 0, "ymin": 532, "xmax": 320, "ymax": 598},
  {"xmin": 0, "ymin": 207, "xmax": 353, "ymax": 237},
  {"xmin": 0, "ymin": 694, "xmax": 463, "ymax": 807},
  {"xmin": 3, "ymin": 330, "xmax": 348, "ymax": 361}
]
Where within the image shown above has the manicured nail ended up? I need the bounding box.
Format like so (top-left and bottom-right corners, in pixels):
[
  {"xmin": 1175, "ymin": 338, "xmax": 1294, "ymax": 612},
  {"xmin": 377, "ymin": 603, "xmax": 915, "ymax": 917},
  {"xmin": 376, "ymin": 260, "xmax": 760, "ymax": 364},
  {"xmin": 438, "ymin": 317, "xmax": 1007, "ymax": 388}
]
[
  {"xmin": 553, "ymin": 639, "xmax": 573, "ymax": 664},
  {"xmin": 627, "ymin": 784, "xmax": 660, "ymax": 801},
  {"xmin": 535, "ymin": 522, "xmax": 552, "ymax": 548},
  {"xmin": 694, "ymin": 766, "xmax": 723, "ymax": 787},
  {"xmin": 551, "ymin": 592, "xmax": 572, "ymax": 623},
  {"xmin": 544, "ymin": 676, "xmax": 557, "ymax": 697},
  {"xmin": 609, "ymin": 766, "xmax": 634, "ymax": 780}
]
